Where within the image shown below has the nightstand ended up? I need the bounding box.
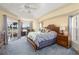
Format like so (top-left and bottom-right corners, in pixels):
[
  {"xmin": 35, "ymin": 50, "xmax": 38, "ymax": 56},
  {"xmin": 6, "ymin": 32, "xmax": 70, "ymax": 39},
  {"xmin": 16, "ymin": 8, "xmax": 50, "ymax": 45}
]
[{"xmin": 56, "ymin": 34, "xmax": 69, "ymax": 48}]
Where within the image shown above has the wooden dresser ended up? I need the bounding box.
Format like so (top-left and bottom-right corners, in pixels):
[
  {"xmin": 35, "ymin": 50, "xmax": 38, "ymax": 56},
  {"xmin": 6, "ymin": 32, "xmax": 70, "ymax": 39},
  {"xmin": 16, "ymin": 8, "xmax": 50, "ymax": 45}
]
[
  {"xmin": 56, "ymin": 33, "xmax": 69, "ymax": 48},
  {"xmin": 0, "ymin": 32, "xmax": 5, "ymax": 48}
]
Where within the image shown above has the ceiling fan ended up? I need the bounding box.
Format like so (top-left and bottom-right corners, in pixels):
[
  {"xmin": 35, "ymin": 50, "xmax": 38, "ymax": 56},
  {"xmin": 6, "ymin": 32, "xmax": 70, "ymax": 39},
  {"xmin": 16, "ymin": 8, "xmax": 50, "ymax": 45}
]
[
  {"xmin": 21, "ymin": 3, "xmax": 39, "ymax": 13},
  {"xmin": 24, "ymin": 3, "xmax": 38, "ymax": 10}
]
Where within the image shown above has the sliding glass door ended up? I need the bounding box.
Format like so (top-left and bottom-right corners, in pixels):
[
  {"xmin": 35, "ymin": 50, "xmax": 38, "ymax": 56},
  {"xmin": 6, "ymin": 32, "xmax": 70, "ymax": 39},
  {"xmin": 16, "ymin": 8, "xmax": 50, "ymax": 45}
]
[
  {"xmin": 72, "ymin": 14, "xmax": 79, "ymax": 42},
  {"xmin": 71, "ymin": 15, "xmax": 77, "ymax": 41},
  {"xmin": 69, "ymin": 14, "xmax": 79, "ymax": 50}
]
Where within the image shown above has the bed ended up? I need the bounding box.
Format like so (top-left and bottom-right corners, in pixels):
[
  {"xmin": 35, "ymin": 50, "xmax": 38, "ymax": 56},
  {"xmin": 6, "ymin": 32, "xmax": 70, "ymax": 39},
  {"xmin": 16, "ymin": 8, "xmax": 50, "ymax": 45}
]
[{"xmin": 27, "ymin": 24, "xmax": 59, "ymax": 51}]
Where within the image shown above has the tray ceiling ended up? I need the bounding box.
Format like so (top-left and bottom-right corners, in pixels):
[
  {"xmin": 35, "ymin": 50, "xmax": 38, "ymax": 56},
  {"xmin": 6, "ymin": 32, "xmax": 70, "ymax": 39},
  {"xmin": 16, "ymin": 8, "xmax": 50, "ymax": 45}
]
[{"xmin": 0, "ymin": 3, "xmax": 67, "ymax": 20}]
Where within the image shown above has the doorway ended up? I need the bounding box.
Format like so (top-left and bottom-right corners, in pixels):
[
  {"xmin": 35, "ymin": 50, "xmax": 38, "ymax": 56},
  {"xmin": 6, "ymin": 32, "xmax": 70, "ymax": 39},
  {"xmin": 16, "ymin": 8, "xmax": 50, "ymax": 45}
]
[{"xmin": 7, "ymin": 17, "xmax": 18, "ymax": 42}]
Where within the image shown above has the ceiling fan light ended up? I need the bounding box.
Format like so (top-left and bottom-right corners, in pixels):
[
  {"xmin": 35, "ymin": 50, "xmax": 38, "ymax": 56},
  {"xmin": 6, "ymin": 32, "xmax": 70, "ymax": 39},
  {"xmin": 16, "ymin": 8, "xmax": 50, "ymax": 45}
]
[{"xmin": 24, "ymin": 5, "xmax": 30, "ymax": 9}]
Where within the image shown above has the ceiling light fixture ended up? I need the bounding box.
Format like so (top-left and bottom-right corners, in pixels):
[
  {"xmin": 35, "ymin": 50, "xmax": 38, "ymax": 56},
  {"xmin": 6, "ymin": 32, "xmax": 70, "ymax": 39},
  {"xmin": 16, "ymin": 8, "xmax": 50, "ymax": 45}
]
[{"xmin": 24, "ymin": 3, "xmax": 39, "ymax": 13}]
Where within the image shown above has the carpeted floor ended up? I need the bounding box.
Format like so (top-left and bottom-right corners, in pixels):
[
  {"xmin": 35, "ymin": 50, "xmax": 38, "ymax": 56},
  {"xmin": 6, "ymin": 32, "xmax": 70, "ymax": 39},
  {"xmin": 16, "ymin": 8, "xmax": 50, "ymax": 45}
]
[{"xmin": 0, "ymin": 36, "xmax": 77, "ymax": 55}]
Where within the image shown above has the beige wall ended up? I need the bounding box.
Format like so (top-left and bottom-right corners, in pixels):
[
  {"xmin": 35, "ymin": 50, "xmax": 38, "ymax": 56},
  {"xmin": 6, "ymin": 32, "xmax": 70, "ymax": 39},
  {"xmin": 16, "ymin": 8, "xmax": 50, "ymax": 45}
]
[
  {"xmin": 33, "ymin": 20, "xmax": 39, "ymax": 31},
  {"xmin": 32, "ymin": 15, "xmax": 68, "ymax": 31},
  {"xmin": 43, "ymin": 16, "xmax": 68, "ymax": 28}
]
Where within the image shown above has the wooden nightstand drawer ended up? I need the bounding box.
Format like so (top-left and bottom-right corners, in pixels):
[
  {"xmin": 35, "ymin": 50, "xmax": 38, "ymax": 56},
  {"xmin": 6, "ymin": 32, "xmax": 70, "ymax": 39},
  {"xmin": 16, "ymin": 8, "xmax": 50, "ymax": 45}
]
[
  {"xmin": 57, "ymin": 40, "xmax": 68, "ymax": 47},
  {"xmin": 56, "ymin": 34, "xmax": 69, "ymax": 48}
]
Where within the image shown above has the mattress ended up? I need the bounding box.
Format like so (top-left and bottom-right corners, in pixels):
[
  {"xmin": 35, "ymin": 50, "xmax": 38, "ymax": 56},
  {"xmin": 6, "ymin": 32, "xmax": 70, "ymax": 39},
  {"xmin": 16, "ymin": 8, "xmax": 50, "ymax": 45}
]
[{"xmin": 28, "ymin": 31, "xmax": 57, "ymax": 47}]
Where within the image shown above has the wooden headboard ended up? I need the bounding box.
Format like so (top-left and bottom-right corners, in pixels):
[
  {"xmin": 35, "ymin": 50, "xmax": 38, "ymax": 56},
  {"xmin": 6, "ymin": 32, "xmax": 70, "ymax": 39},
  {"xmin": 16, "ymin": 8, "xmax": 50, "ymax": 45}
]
[{"xmin": 46, "ymin": 24, "xmax": 59, "ymax": 33}]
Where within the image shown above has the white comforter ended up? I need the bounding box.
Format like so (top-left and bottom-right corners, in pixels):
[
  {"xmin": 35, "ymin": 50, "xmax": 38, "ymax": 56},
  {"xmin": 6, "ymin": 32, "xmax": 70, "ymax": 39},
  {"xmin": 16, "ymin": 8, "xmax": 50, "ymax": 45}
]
[{"xmin": 28, "ymin": 31, "xmax": 57, "ymax": 47}]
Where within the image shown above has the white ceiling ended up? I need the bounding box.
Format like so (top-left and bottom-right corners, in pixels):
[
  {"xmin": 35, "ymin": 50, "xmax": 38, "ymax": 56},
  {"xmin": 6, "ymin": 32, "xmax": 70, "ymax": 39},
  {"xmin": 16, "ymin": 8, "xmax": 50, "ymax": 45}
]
[{"xmin": 0, "ymin": 3, "xmax": 67, "ymax": 20}]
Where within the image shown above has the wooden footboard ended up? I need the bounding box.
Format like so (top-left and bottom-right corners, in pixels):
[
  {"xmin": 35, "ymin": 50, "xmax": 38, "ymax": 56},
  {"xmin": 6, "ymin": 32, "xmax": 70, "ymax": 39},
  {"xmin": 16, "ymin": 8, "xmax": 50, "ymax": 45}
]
[{"xmin": 27, "ymin": 37, "xmax": 38, "ymax": 51}]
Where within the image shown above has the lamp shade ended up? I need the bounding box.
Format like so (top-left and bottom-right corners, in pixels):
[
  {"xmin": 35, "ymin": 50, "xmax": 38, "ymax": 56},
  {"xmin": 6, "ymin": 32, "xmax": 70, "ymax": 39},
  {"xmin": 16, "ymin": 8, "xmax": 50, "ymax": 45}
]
[
  {"xmin": 60, "ymin": 26, "xmax": 65, "ymax": 31},
  {"xmin": 60, "ymin": 25, "xmax": 65, "ymax": 33}
]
